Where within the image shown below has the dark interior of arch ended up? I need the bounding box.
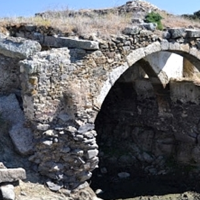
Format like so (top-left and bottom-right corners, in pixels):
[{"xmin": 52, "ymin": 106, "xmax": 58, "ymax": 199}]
[{"xmin": 91, "ymin": 56, "xmax": 200, "ymax": 199}]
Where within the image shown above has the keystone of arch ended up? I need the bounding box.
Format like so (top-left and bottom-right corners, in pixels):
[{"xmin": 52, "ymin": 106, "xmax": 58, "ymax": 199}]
[
  {"xmin": 126, "ymin": 48, "xmax": 145, "ymax": 66},
  {"xmin": 126, "ymin": 42, "xmax": 162, "ymax": 67},
  {"xmin": 144, "ymin": 41, "xmax": 161, "ymax": 56}
]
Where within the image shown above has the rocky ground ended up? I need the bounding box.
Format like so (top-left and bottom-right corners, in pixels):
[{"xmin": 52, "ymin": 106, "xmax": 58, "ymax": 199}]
[{"xmin": 14, "ymin": 179, "xmax": 98, "ymax": 200}]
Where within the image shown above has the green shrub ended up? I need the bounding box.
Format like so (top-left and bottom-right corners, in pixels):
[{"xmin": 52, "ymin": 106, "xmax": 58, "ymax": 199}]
[{"xmin": 145, "ymin": 11, "xmax": 163, "ymax": 30}]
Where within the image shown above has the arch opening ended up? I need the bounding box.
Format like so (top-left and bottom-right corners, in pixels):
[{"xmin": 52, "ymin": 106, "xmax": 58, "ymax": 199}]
[{"xmin": 91, "ymin": 51, "xmax": 200, "ymax": 199}]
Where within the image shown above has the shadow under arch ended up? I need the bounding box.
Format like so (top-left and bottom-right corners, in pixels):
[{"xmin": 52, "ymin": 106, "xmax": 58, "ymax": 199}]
[{"xmin": 91, "ymin": 47, "xmax": 200, "ymax": 199}]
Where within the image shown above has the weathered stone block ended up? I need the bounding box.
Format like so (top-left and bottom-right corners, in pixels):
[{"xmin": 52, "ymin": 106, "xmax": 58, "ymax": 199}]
[
  {"xmin": 122, "ymin": 26, "xmax": 140, "ymax": 35},
  {"xmin": 0, "ymin": 168, "xmax": 26, "ymax": 183},
  {"xmin": 0, "ymin": 35, "xmax": 41, "ymax": 58},
  {"xmin": 58, "ymin": 37, "xmax": 99, "ymax": 50},
  {"xmin": 168, "ymin": 28, "xmax": 186, "ymax": 39},
  {"xmin": 190, "ymin": 47, "xmax": 200, "ymax": 60},
  {"xmin": 140, "ymin": 22, "xmax": 157, "ymax": 31},
  {"xmin": 44, "ymin": 36, "xmax": 60, "ymax": 47},
  {"xmin": 160, "ymin": 39, "xmax": 169, "ymax": 50},
  {"xmin": 87, "ymin": 149, "xmax": 98, "ymax": 159},
  {"xmin": 131, "ymin": 18, "xmax": 144, "ymax": 24},
  {"xmin": 169, "ymin": 42, "xmax": 180, "ymax": 51},
  {"xmin": 162, "ymin": 31, "xmax": 171, "ymax": 39},
  {"xmin": 179, "ymin": 43, "xmax": 190, "ymax": 52},
  {"xmin": 186, "ymin": 29, "xmax": 200, "ymax": 38},
  {"xmin": 126, "ymin": 48, "xmax": 145, "ymax": 66},
  {"xmin": 144, "ymin": 41, "xmax": 161, "ymax": 55},
  {"xmin": 78, "ymin": 124, "xmax": 95, "ymax": 134},
  {"xmin": 0, "ymin": 184, "xmax": 15, "ymax": 200},
  {"xmin": 9, "ymin": 124, "xmax": 34, "ymax": 155}
]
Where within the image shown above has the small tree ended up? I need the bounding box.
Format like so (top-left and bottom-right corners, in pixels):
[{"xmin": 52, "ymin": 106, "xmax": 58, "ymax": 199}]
[{"xmin": 145, "ymin": 11, "xmax": 163, "ymax": 30}]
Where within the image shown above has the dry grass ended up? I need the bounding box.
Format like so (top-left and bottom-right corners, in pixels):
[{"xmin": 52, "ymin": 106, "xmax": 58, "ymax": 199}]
[
  {"xmin": 49, "ymin": 13, "xmax": 132, "ymax": 38},
  {"xmin": 158, "ymin": 11, "xmax": 200, "ymax": 29},
  {"xmin": 0, "ymin": 11, "xmax": 133, "ymax": 39},
  {"xmin": 0, "ymin": 8, "xmax": 200, "ymax": 39}
]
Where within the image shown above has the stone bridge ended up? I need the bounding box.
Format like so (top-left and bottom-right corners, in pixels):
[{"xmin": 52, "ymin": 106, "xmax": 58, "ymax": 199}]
[{"xmin": 1, "ymin": 27, "xmax": 200, "ymax": 190}]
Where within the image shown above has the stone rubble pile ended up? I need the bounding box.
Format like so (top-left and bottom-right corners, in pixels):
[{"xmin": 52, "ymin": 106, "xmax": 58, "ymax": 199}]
[
  {"xmin": 35, "ymin": 0, "xmax": 159, "ymax": 20},
  {"xmin": 118, "ymin": 0, "xmax": 159, "ymax": 14},
  {"xmin": 28, "ymin": 124, "xmax": 98, "ymax": 190}
]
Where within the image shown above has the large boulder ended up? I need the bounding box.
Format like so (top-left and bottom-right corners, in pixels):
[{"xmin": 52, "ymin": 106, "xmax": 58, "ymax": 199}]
[{"xmin": 0, "ymin": 94, "xmax": 34, "ymax": 155}]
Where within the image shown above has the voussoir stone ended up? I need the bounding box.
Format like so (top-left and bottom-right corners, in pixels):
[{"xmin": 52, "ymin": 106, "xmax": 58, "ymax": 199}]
[
  {"xmin": 0, "ymin": 36, "xmax": 41, "ymax": 58},
  {"xmin": 144, "ymin": 41, "xmax": 161, "ymax": 55},
  {"xmin": 126, "ymin": 48, "xmax": 145, "ymax": 66},
  {"xmin": 160, "ymin": 39, "xmax": 169, "ymax": 50},
  {"xmin": 0, "ymin": 168, "xmax": 26, "ymax": 183}
]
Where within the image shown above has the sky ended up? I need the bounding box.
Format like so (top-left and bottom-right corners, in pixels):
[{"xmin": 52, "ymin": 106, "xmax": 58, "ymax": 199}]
[{"xmin": 0, "ymin": 0, "xmax": 199, "ymax": 18}]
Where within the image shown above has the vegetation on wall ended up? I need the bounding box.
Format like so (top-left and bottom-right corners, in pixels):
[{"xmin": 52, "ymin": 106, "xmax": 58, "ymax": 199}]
[{"xmin": 145, "ymin": 11, "xmax": 163, "ymax": 30}]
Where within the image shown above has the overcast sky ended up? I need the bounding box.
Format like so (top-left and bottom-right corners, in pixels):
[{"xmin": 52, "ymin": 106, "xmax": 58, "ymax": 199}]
[{"xmin": 0, "ymin": 0, "xmax": 199, "ymax": 17}]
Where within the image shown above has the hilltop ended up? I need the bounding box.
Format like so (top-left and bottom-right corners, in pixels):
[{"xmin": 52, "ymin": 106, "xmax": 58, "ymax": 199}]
[{"xmin": 0, "ymin": 0, "xmax": 200, "ymax": 40}]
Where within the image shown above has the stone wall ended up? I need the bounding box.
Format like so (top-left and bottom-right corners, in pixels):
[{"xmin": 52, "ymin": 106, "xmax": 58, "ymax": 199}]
[
  {"xmin": 19, "ymin": 27, "xmax": 200, "ymax": 189},
  {"xmin": 2, "ymin": 26, "xmax": 200, "ymax": 190},
  {"xmin": 0, "ymin": 35, "xmax": 41, "ymax": 94},
  {"xmin": 19, "ymin": 48, "xmax": 99, "ymax": 189}
]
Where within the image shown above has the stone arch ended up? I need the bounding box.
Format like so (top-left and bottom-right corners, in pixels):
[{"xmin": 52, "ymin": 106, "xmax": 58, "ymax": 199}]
[
  {"xmin": 94, "ymin": 41, "xmax": 200, "ymax": 111},
  {"xmin": 92, "ymin": 42, "xmax": 200, "ymax": 197},
  {"xmin": 13, "ymin": 32, "xmax": 200, "ymax": 191}
]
